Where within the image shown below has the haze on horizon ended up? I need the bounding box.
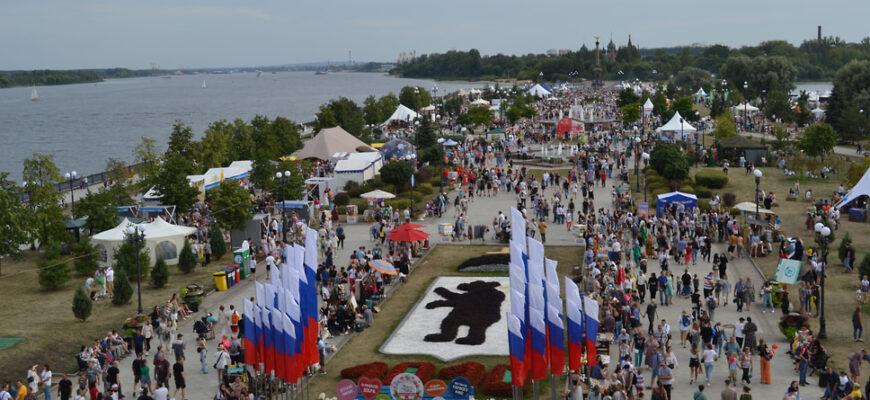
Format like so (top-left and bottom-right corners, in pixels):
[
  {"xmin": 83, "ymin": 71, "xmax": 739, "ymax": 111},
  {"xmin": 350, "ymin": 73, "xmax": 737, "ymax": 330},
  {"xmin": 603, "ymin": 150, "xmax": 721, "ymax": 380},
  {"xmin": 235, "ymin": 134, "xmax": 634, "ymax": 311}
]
[{"xmin": 2, "ymin": 0, "xmax": 867, "ymax": 71}]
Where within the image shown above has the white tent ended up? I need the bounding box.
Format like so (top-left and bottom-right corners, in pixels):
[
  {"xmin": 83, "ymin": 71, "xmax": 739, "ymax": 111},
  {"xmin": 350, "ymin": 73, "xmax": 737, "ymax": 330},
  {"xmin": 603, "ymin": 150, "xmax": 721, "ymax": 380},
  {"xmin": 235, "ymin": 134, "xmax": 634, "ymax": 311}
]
[
  {"xmin": 837, "ymin": 167, "xmax": 870, "ymax": 209},
  {"xmin": 655, "ymin": 111, "xmax": 697, "ymax": 133},
  {"xmin": 384, "ymin": 104, "xmax": 419, "ymax": 124},
  {"xmin": 734, "ymin": 201, "xmax": 776, "ymax": 215},
  {"xmin": 187, "ymin": 160, "xmax": 252, "ymax": 192},
  {"xmin": 360, "ymin": 189, "xmax": 396, "ymax": 199},
  {"xmin": 333, "ymin": 152, "xmax": 382, "ymax": 191},
  {"xmin": 695, "ymin": 88, "xmax": 708, "ymax": 97},
  {"xmin": 471, "ymin": 98, "xmax": 490, "ymax": 106},
  {"xmin": 643, "ymin": 98, "xmax": 654, "ymax": 116},
  {"xmin": 528, "ymin": 84, "xmax": 551, "ymax": 97},
  {"xmin": 811, "ymin": 107, "xmax": 826, "ymax": 119},
  {"xmin": 732, "ymin": 103, "xmax": 760, "ymax": 114},
  {"xmin": 91, "ymin": 217, "xmax": 197, "ymax": 267}
]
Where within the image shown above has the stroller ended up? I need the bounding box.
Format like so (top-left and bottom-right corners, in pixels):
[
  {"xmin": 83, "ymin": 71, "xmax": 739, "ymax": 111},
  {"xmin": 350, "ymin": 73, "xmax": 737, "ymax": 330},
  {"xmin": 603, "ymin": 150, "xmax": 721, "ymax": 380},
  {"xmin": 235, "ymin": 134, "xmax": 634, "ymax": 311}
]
[{"xmin": 193, "ymin": 313, "xmax": 215, "ymax": 340}]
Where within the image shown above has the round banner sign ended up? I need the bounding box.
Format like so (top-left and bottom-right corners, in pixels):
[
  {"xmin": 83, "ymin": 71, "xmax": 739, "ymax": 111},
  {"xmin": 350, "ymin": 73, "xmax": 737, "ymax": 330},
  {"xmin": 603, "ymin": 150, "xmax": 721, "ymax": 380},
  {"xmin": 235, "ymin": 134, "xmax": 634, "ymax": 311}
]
[{"xmin": 390, "ymin": 372, "xmax": 425, "ymax": 400}]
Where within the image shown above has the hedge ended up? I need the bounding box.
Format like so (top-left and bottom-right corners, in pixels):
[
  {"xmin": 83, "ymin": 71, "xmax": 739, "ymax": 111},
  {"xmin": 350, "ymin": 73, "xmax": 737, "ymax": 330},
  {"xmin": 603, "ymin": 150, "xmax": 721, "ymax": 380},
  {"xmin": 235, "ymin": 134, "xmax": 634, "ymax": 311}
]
[
  {"xmin": 385, "ymin": 361, "xmax": 436, "ymax": 383},
  {"xmin": 695, "ymin": 170, "xmax": 729, "ymax": 189},
  {"xmin": 438, "ymin": 361, "xmax": 487, "ymax": 387},
  {"xmin": 416, "ymin": 183, "xmax": 434, "ymax": 195},
  {"xmin": 333, "ymin": 192, "xmax": 350, "ymax": 206},
  {"xmin": 340, "ymin": 362, "xmax": 389, "ymax": 380},
  {"xmin": 386, "ymin": 199, "xmax": 413, "ymax": 210},
  {"xmin": 695, "ymin": 186, "xmax": 713, "ymax": 198}
]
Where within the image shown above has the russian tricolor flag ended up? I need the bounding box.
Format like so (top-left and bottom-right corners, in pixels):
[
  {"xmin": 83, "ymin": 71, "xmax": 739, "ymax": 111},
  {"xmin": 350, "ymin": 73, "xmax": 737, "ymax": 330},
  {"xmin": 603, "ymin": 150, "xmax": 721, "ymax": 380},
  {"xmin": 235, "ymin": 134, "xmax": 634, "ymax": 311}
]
[
  {"xmin": 583, "ymin": 295, "xmax": 600, "ymax": 367},
  {"xmin": 304, "ymin": 228, "xmax": 321, "ymax": 369},
  {"xmin": 282, "ymin": 313, "xmax": 299, "ymax": 384},
  {"xmin": 528, "ymin": 283, "xmax": 548, "ymax": 380},
  {"xmin": 271, "ymin": 307, "xmax": 286, "ymax": 380},
  {"xmin": 507, "ymin": 313, "xmax": 527, "ymax": 387},
  {"xmin": 242, "ymin": 299, "xmax": 257, "ymax": 366},
  {"xmin": 564, "ymin": 278, "xmax": 584, "ymax": 372},
  {"xmin": 544, "ymin": 259, "xmax": 565, "ymax": 375},
  {"xmin": 261, "ymin": 300, "xmax": 274, "ymax": 375}
]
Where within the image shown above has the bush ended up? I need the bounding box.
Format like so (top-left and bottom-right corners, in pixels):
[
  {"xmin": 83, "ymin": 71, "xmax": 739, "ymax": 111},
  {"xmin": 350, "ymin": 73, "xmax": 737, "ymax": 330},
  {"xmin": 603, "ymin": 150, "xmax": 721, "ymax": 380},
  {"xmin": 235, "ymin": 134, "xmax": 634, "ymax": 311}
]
[
  {"xmin": 859, "ymin": 255, "xmax": 870, "ymax": 278},
  {"xmin": 650, "ymin": 143, "xmax": 689, "ymax": 181},
  {"xmin": 333, "ymin": 192, "xmax": 350, "ymax": 206},
  {"xmin": 343, "ymin": 180, "xmax": 361, "ymax": 193},
  {"xmin": 695, "ymin": 170, "xmax": 729, "ymax": 189},
  {"xmin": 210, "ymin": 226, "xmax": 227, "ymax": 260},
  {"xmin": 386, "ymin": 199, "xmax": 413, "ymax": 210},
  {"xmin": 678, "ymin": 184, "xmax": 694, "ymax": 194},
  {"xmin": 340, "ymin": 362, "xmax": 389, "ymax": 380},
  {"xmin": 151, "ymin": 258, "xmax": 169, "ymax": 288},
  {"xmin": 38, "ymin": 258, "xmax": 70, "ymax": 291},
  {"xmin": 114, "ymin": 239, "xmax": 150, "ymax": 281},
  {"xmin": 112, "ymin": 267, "xmax": 133, "ymax": 305},
  {"xmin": 385, "ymin": 361, "xmax": 436, "ymax": 383},
  {"xmin": 72, "ymin": 287, "xmax": 93, "ymax": 321},
  {"xmin": 698, "ymin": 199, "xmax": 711, "ymax": 212},
  {"xmin": 722, "ymin": 192, "xmax": 737, "ymax": 207},
  {"xmin": 415, "ymin": 166, "xmax": 435, "ymax": 182},
  {"xmin": 695, "ymin": 186, "xmax": 713, "ymax": 198},
  {"xmin": 438, "ymin": 362, "xmax": 487, "ymax": 387},
  {"xmin": 72, "ymin": 239, "xmax": 99, "ymax": 276},
  {"xmin": 416, "ymin": 183, "xmax": 434, "ymax": 195},
  {"xmin": 178, "ymin": 240, "xmax": 196, "ymax": 274}
]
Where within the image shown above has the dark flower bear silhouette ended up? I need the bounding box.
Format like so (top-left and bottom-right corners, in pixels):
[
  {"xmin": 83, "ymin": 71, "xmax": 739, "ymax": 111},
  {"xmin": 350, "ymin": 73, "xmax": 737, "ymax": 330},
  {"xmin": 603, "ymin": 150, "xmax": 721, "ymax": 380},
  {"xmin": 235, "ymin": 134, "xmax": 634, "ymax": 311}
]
[{"xmin": 423, "ymin": 280, "xmax": 506, "ymax": 345}]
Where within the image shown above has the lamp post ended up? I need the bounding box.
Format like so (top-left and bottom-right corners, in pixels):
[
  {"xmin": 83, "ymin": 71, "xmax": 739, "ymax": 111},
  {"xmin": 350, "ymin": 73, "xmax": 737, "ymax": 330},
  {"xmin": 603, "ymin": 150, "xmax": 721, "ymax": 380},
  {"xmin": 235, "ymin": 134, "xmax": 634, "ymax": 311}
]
[
  {"xmin": 743, "ymin": 81, "xmax": 749, "ymax": 130},
  {"xmin": 814, "ymin": 222, "xmax": 831, "ymax": 338},
  {"xmin": 642, "ymin": 152, "xmax": 650, "ymax": 202},
  {"xmin": 64, "ymin": 171, "xmax": 78, "ymax": 214},
  {"xmin": 126, "ymin": 224, "xmax": 146, "ymax": 315},
  {"xmin": 679, "ymin": 117, "xmax": 685, "ymax": 144},
  {"xmin": 634, "ymin": 136, "xmax": 641, "ymax": 193},
  {"xmin": 276, "ymin": 170, "xmax": 290, "ymax": 242},
  {"xmin": 753, "ymin": 169, "xmax": 763, "ymax": 221}
]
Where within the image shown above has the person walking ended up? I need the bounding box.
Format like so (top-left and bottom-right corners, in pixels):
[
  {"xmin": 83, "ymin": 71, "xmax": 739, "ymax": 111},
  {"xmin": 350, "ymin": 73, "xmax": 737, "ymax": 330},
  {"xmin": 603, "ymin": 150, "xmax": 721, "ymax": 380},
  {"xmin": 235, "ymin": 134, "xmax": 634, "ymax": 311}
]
[
  {"xmin": 173, "ymin": 357, "xmax": 186, "ymax": 400},
  {"xmin": 702, "ymin": 344, "xmax": 718, "ymax": 385},
  {"xmin": 757, "ymin": 340, "xmax": 772, "ymax": 384},
  {"xmin": 197, "ymin": 334, "xmax": 208, "ymax": 374},
  {"xmin": 39, "ymin": 364, "xmax": 52, "ymax": 400},
  {"xmin": 855, "ymin": 306, "xmax": 864, "ymax": 342},
  {"xmin": 720, "ymin": 379, "xmax": 738, "ymax": 400},
  {"xmin": 739, "ymin": 348, "xmax": 753, "ymax": 385}
]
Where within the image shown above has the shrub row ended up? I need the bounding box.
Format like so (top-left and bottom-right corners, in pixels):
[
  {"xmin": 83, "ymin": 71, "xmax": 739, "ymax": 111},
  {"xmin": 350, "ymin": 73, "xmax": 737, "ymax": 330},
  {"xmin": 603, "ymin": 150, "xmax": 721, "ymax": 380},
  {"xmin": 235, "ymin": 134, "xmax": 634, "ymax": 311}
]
[{"xmin": 695, "ymin": 170, "xmax": 729, "ymax": 189}]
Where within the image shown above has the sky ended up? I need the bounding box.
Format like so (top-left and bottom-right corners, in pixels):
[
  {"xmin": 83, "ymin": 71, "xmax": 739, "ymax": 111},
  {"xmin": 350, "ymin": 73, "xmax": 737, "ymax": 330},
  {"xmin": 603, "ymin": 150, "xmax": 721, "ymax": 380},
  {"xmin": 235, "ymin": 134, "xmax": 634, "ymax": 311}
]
[{"xmin": 2, "ymin": 0, "xmax": 868, "ymax": 70}]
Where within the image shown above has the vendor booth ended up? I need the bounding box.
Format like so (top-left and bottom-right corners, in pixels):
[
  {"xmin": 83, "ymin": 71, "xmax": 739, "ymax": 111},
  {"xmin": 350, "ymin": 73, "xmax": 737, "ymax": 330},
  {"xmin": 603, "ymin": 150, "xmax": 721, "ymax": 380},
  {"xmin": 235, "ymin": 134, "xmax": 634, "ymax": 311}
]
[
  {"xmin": 655, "ymin": 191, "xmax": 698, "ymax": 217},
  {"xmin": 91, "ymin": 217, "xmax": 196, "ymax": 267},
  {"xmin": 655, "ymin": 112, "xmax": 697, "ymax": 142},
  {"xmin": 333, "ymin": 153, "xmax": 382, "ymax": 190}
]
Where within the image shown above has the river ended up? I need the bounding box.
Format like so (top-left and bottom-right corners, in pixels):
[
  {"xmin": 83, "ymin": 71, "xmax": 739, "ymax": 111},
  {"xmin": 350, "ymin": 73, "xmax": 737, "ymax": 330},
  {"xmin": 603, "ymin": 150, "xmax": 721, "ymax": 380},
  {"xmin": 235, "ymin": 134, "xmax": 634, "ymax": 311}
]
[{"xmin": 0, "ymin": 72, "xmax": 483, "ymax": 181}]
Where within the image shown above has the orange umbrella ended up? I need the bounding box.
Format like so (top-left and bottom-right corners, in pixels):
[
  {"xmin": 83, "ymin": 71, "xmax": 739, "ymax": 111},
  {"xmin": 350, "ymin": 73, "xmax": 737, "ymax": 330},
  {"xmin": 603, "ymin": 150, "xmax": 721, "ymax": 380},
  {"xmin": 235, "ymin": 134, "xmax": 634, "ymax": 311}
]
[{"xmin": 388, "ymin": 227, "xmax": 429, "ymax": 242}]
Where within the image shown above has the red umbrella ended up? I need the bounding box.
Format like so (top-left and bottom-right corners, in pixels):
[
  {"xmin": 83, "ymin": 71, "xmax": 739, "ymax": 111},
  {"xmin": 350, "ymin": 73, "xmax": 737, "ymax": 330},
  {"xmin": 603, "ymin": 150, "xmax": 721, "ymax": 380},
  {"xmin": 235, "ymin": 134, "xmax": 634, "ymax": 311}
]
[
  {"xmin": 388, "ymin": 227, "xmax": 429, "ymax": 242},
  {"xmin": 392, "ymin": 222, "xmax": 424, "ymax": 231}
]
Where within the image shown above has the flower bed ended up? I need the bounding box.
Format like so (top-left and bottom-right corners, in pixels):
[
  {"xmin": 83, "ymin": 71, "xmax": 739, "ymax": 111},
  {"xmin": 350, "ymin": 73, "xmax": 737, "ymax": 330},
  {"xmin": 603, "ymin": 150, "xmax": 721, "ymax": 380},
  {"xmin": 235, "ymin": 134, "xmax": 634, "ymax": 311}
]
[
  {"xmin": 482, "ymin": 364, "xmax": 525, "ymax": 397},
  {"xmin": 385, "ymin": 361, "xmax": 437, "ymax": 383},
  {"xmin": 437, "ymin": 361, "xmax": 487, "ymax": 387},
  {"xmin": 457, "ymin": 254, "xmax": 510, "ymax": 273},
  {"xmin": 340, "ymin": 362, "xmax": 389, "ymax": 380}
]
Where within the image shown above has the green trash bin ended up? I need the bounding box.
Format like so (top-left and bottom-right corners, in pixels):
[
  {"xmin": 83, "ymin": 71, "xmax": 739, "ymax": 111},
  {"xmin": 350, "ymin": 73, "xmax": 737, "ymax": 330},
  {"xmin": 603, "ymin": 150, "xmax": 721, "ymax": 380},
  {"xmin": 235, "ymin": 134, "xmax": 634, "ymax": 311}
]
[{"xmin": 234, "ymin": 248, "xmax": 251, "ymax": 280}]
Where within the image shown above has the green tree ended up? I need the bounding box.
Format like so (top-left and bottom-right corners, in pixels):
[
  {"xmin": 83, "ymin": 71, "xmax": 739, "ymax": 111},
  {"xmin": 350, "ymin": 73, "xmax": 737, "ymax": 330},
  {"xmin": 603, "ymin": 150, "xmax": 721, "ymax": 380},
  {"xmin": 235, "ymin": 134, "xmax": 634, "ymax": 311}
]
[
  {"xmin": 827, "ymin": 61, "xmax": 870, "ymax": 139},
  {"xmin": 363, "ymin": 95, "xmax": 383, "ymax": 125},
  {"xmin": 620, "ymin": 102, "xmax": 641, "ymax": 125},
  {"xmin": 800, "ymin": 123, "xmax": 838, "ymax": 158},
  {"xmin": 208, "ymin": 181, "xmax": 253, "ymax": 231},
  {"xmin": 112, "ymin": 267, "xmax": 133, "ymax": 306},
  {"xmin": 836, "ymin": 106, "xmax": 868, "ymax": 144},
  {"xmin": 72, "ymin": 238, "xmax": 99, "ymax": 276},
  {"xmin": 505, "ymin": 97, "xmax": 537, "ymax": 124},
  {"xmin": 0, "ymin": 172, "xmax": 32, "ymax": 275},
  {"xmin": 379, "ymin": 161, "xmax": 415, "ymax": 192},
  {"xmin": 651, "ymin": 91, "xmax": 669, "ymax": 116},
  {"xmin": 150, "ymin": 257, "xmax": 169, "ymax": 289},
  {"xmin": 269, "ymin": 116, "xmax": 303, "ymax": 157},
  {"xmin": 178, "ymin": 240, "xmax": 196, "ymax": 274},
  {"xmin": 209, "ymin": 225, "xmax": 227, "ymax": 260},
  {"xmin": 250, "ymin": 156, "xmax": 277, "ymax": 193},
  {"xmin": 105, "ymin": 158, "xmax": 132, "ymax": 186},
  {"xmin": 415, "ymin": 117, "xmax": 436, "ymax": 148},
  {"xmin": 151, "ymin": 154, "xmax": 199, "ymax": 214},
  {"xmin": 713, "ymin": 114, "xmax": 739, "ymax": 141},
  {"xmin": 314, "ymin": 97, "xmax": 366, "ymax": 137},
  {"xmin": 72, "ymin": 286, "xmax": 93, "ymax": 321},
  {"xmin": 460, "ymin": 105, "xmax": 493, "ymax": 128},
  {"xmin": 399, "ymin": 86, "xmax": 432, "ymax": 111},
  {"xmin": 23, "ymin": 154, "xmax": 66, "ymax": 249},
  {"xmin": 764, "ymin": 89, "xmax": 793, "ymax": 121},
  {"xmin": 650, "ymin": 143, "xmax": 690, "ymax": 182},
  {"xmin": 196, "ymin": 120, "xmax": 232, "ymax": 169},
  {"xmin": 166, "ymin": 121, "xmax": 196, "ymax": 160},
  {"xmin": 667, "ymin": 96, "xmax": 697, "ymax": 122},
  {"xmin": 378, "ymin": 94, "xmax": 400, "ymax": 121},
  {"xmin": 617, "ymin": 88, "xmax": 641, "ymax": 107},
  {"xmin": 37, "ymin": 246, "xmax": 69, "ymax": 291},
  {"xmin": 228, "ymin": 119, "xmax": 256, "ymax": 162},
  {"xmin": 133, "ymin": 136, "xmax": 161, "ymax": 188},
  {"xmin": 114, "ymin": 236, "xmax": 151, "ymax": 281},
  {"xmin": 74, "ymin": 190, "xmax": 119, "ymax": 235},
  {"xmin": 673, "ymin": 67, "xmax": 713, "ymax": 92}
]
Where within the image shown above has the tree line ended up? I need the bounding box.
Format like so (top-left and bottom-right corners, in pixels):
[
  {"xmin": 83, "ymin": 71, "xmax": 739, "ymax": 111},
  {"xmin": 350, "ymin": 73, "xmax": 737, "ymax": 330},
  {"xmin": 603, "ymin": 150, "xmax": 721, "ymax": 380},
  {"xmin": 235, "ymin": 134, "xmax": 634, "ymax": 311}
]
[{"xmin": 0, "ymin": 68, "xmax": 159, "ymax": 88}]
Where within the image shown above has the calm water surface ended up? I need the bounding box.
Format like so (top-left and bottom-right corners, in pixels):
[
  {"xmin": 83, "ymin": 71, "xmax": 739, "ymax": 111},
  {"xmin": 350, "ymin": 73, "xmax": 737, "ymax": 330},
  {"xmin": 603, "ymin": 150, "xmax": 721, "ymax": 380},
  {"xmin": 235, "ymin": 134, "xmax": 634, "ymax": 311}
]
[{"xmin": 0, "ymin": 72, "xmax": 481, "ymax": 181}]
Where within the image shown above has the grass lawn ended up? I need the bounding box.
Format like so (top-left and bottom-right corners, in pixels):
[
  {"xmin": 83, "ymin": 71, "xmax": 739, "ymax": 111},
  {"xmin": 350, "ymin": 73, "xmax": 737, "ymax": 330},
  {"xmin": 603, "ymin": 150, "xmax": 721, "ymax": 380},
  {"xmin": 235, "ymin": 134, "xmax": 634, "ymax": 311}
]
[
  {"xmin": 0, "ymin": 250, "xmax": 226, "ymax": 383},
  {"xmin": 307, "ymin": 244, "xmax": 583, "ymax": 398}
]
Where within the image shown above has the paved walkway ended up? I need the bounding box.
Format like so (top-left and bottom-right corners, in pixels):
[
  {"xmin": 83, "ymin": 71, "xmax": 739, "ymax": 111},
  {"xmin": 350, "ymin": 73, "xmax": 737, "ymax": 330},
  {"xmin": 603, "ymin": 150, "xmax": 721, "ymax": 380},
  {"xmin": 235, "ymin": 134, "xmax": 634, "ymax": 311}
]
[{"xmin": 112, "ymin": 163, "xmax": 823, "ymax": 399}]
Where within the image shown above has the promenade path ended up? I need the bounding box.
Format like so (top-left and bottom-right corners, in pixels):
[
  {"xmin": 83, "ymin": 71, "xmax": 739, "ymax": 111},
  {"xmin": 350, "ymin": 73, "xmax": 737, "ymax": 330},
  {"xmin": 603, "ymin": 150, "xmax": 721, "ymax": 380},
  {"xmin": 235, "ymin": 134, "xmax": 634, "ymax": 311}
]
[{"xmin": 112, "ymin": 163, "xmax": 823, "ymax": 400}]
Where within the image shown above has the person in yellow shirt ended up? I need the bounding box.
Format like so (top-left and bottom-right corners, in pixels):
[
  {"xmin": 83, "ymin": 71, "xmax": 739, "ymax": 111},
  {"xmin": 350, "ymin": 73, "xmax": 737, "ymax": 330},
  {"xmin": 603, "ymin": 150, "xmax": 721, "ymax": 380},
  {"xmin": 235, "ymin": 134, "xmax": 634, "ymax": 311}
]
[
  {"xmin": 15, "ymin": 380, "xmax": 27, "ymax": 400},
  {"xmin": 848, "ymin": 383, "xmax": 863, "ymax": 399}
]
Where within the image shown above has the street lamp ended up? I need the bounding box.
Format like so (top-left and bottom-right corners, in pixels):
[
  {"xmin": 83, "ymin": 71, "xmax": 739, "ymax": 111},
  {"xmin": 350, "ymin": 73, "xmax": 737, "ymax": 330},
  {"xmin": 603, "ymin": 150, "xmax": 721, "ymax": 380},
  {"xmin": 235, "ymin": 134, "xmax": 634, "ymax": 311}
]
[
  {"xmin": 276, "ymin": 170, "xmax": 291, "ymax": 242},
  {"xmin": 642, "ymin": 152, "xmax": 650, "ymax": 202},
  {"xmin": 753, "ymin": 169, "xmax": 763, "ymax": 221},
  {"xmin": 125, "ymin": 224, "xmax": 146, "ymax": 315},
  {"xmin": 743, "ymin": 81, "xmax": 749, "ymax": 130},
  {"xmin": 634, "ymin": 136, "xmax": 641, "ymax": 193},
  {"xmin": 679, "ymin": 117, "xmax": 685, "ymax": 144},
  {"xmin": 814, "ymin": 223, "xmax": 832, "ymax": 338},
  {"xmin": 64, "ymin": 171, "xmax": 78, "ymax": 214}
]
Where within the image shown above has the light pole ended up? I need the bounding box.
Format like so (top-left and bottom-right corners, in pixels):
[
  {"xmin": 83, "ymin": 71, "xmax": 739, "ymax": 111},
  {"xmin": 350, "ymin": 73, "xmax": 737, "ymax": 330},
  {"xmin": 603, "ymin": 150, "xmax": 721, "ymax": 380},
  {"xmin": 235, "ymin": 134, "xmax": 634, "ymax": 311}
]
[
  {"xmin": 814, "ymin": 222, "xmax": 831, "ymax": 338},
  {"xmin": 276, "ymin": 170, "xmax": 290, "ymax": 242},
  {"xmin": 64, "ymin": 171, "xmax": 78, "ymax": 214},
  {"xmin": 753, "ymin": 169, "xmax": 763, "ymax": 221},
  {"xmin": 634, "ymin": 136, "xmax": 641, "ymax": 193},
  {"xmin": 679, "ymin": 117, "xmax": 685, "ymax": 145},
  {"xmin": 642, "ymin": 152, "xmax": 650, "ymax": 203},
  {"xmin": 126, "ymin": 224, "xmax": 146, "ymax": 315},
  {"xmin": 743, "ymin": 81, "xmax": 749, "ymax": 130}
]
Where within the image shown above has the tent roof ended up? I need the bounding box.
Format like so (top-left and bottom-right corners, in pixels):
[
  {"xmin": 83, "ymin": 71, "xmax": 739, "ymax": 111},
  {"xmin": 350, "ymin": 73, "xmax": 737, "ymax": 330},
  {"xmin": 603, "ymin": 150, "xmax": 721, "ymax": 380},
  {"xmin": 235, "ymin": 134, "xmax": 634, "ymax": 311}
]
[
  {"xmin": 293, "ymin": 127, "xmax": 374, "ymax": 160},
  {"xmin": 528, "ymin": 84, "xmax": 551, "ymax": 97},
  {"xmin": 655, "ymin": 111, "xmax": 697, "ymax": 133},
  {"xmin": 837, "ymin": 166, "xmax": 870, "ymax": 209},
  {"xmin": 91, "ymin": 217, "xmax": 196, "ymax": 242},
  {"xmin": 471, "ymin": 98, "xmax": 490, "ymax": 106},
  {"xmin": 360, "ymin": 189, "xmax": 396, "ymax": 199},
  {"xmin": 643, "ymin": 98, "xmax": 654, "ymax": 110},
  {"xmin": 695, "ymin": 88, "xmax": 708, "ymax": 96},
  {"xmin": 384, "ymin": 104, "xmax": 419, "ymax": 124},
  {"xmin": 734, "ymin": 201, "xmax": 776, "ymax": 215},
  {"xmin": 335, "ymin": 158, "xmax": 374, "ymax": 173},
  {"xmin": 657, "ymin": 191, "xmax": 698, "ymax": 201},
  {"xmin": 732, "ymin": 103, "xmax": 759, "ymax": 112}
]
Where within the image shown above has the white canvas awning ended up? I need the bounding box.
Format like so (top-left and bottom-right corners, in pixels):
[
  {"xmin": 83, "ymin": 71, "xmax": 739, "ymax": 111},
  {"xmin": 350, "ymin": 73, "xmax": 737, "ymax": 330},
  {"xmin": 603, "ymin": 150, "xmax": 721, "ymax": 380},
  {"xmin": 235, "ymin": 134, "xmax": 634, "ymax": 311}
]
[
  {"xmin": 837, "ymin": 166, "xmax": 870, "ymax": 209},
  {"xmin": 528, "ymin": 84, "xmax": 551, "ymax": 97},
  {"xmin": 360, "ymin": 189, "xmax": 396, "ymax": 199},
  {"xmin": 655, "ymin": 111, "xmax": 697, "ymax": 133},
  {"xmin": 695, "ymin": 88, "xmax": 708, "ymax": 97},
  {"xmin": 643, "ymin": 99, "xmax": 654, "ymax": 111},
  {"xmin": 471, "ymin": 98, "xmax": 490, "ymax": 106},
  {"xmin": 732, "ymin": 103, "xmax": 759, "ymax": 113},
  {"xmin": 734, "ymin": 201, "xmax": 776, "ymax": 215},
  {"xmin": 91, "ymin": 217, "xmax": 197, "ymax": 267},
  {"xmin": 384, "ymin": 104, "xmax": 419, "ymax": 124}
]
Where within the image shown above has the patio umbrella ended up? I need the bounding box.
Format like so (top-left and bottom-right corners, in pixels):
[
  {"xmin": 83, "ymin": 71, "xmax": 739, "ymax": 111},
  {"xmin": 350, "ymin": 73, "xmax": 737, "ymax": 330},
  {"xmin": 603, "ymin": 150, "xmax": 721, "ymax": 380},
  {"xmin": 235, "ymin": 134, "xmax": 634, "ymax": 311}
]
[
  {"xmin": 388, "ymin": 227, "xmax": 429, "ymax": 242},
  {"xmin": 392, "ymin": 222, "xmax": 424, "ymax": 230},
  {"xmin": 368, "ymin": 259, "xmax": 398, "ymax": 275},
  {"xmin": 360, "ymin": 189, "xmax": 396, "ymax": 199}
]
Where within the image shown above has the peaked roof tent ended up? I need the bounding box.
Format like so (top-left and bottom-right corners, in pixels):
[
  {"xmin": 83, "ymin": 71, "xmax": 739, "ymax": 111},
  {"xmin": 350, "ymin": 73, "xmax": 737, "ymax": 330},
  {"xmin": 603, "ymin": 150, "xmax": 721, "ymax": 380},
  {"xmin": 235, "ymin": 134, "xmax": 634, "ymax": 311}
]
[
  {"xmin": 293, "ymin": 126, "xmax": 374, "ymax": 160},
  {"xmin": 384, "ymin": 104, "xmax": 419, "ymax": 124},
  {"xmin": 655, "ymin": 111, "xmax": 697, "ymax": 133},
  {"xmin": 643, "ymin": 98, "xmax": 654, "ymax": 111},
  {"xmin": 837, "ymin": 166, "xmax": 870, "ymax": 209},
  {"xmin": 528, "ymin": 84, "xmax": 551, "ymax": 97}
]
